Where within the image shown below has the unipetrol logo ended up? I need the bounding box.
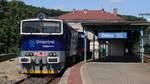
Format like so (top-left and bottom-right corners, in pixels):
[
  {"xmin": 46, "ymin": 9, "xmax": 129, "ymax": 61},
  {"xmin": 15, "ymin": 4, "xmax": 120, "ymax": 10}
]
[
  {"xmin": 36, "ymin": 40, "xmax": 55, "ymax": 44},
  {"xmin": 28, "ymin": 40, "xmax": 55, "ymax": 48},
  {"xmin": 29, "ymin": 40, "xmax": 36, "ymax": 47}
]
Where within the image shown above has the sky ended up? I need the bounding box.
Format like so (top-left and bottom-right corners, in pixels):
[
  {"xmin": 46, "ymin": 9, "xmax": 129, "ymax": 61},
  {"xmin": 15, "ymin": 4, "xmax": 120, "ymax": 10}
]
[{"xmin": 17, "ymin": 0, "xmax": 150, "ymax": 19}]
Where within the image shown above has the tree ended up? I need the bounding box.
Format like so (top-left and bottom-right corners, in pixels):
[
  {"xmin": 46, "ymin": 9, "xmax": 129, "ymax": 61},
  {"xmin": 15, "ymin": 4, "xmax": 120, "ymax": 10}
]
[
  {"xmin": 0, "ymin": 0, "xmax": 68, "ymax": 53},
  {"xmin": 119, "ymin": 15, "xmax": 147, "ymax": 21}
]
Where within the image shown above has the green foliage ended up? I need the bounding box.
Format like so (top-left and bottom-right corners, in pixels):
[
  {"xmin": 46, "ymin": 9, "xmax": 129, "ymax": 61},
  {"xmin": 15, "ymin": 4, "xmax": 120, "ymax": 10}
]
[
  {"xmin": 119, "ymin": 15, "xmax": 147, "ymax": 21},
  {"xmin": 0, "ymin": 0, "xmax": 68, "ymax": 53},
  {"xmin": 1, "ymin": 0, "xmax": 148, "ymax": 54}
]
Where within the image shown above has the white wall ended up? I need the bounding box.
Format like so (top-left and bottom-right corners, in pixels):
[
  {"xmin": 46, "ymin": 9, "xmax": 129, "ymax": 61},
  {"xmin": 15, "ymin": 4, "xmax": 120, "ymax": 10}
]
[{"xmin": 68, "ymin": 23, "xmax": 83, "ymax": 32}]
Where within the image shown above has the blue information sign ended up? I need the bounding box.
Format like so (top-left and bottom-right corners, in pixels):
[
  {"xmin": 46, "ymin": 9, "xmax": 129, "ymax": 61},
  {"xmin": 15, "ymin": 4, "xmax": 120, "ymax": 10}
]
[{"xmin": 98, "ymin": 32, "xmax": 127, "ymax": 39}]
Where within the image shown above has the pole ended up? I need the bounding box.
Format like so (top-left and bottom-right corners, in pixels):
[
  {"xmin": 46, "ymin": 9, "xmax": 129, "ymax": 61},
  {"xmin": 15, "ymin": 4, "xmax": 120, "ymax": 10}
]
[
  {"xmin": 140, "ymin": 27, "xmax": 144, "ymax": 63},
  {"xmin": 93, "ymin": 34, "xmax": 95, "ymax": 60},
  {"xmin": 84, "ymin": 27, "xmax": 87, "ymax": 62}
]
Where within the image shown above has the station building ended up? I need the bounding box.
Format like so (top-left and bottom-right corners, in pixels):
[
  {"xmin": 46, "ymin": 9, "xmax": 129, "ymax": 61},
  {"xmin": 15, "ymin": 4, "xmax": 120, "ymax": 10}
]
[
  {"xmin": 59, "ymin": 9, "xmax": 123, "ymax": 52},
  {"xmin": 58, "ymin": 9, "xmax": 150, "ymax": 62}
]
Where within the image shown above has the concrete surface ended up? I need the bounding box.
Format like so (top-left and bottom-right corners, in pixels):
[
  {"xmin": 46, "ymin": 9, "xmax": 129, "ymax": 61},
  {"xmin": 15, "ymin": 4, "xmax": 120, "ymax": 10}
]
[
  {"xmin": 0, "ymin": 57, "xmax": 26, "ymax": 84},
  {"xmin": 81, "ymin": 62, "xmax": 150, "ymax": 84}
]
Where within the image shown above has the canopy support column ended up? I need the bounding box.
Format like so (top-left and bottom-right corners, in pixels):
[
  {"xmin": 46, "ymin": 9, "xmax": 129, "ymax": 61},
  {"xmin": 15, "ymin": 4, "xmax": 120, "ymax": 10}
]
[
  {"xmin": 84, "ymin": 27, "xmax": 88, "ymax": 62},
  {"xmin": 140, "ymin": 27, "xmax": 144, "ymax": 63},
  {"xmin": 93, "ymin": 34, "xmax": 95, "ymax": 60}
]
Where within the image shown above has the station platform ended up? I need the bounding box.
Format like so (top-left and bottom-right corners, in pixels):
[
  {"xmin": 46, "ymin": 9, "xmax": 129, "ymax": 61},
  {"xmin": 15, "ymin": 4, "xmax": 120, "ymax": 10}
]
[{"xmin": 59, "ymin": 62, "xmax": 150, "ymax": 84}]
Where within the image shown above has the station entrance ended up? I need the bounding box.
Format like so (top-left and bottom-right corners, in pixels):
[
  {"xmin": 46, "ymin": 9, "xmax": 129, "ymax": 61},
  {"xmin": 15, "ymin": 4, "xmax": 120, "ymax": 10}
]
[{"xmin": 82, "ymin": 22, "xmax": 149, "ymax": 63}]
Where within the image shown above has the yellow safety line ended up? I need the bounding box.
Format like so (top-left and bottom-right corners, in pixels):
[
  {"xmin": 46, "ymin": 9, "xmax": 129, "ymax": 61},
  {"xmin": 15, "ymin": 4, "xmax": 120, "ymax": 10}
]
[{"xmin": 26, "ymin": 70, "xmax": 57, "ymax": 74}]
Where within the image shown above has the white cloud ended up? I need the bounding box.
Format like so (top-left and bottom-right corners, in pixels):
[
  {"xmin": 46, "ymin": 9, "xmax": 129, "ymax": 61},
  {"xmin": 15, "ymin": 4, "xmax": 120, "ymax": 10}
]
[
  {"xmin": 53, "ymin": 5, "xmax": 64, "ymax": 10},
  {"xmin": 109, "ymin": 0, "xmax": 124, "ymax": 3}
]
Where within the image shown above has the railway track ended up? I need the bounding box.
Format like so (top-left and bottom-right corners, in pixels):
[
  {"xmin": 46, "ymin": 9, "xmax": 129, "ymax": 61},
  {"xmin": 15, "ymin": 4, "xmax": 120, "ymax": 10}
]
[{"xmin": 14, "ymin": 75, "xmax": 60, "ymax": 84}]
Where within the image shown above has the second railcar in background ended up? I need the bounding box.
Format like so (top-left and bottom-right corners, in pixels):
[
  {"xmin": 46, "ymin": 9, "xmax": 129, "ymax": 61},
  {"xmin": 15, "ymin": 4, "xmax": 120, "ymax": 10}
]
[{"xmin": 78, "ymin": 32, "xmax": 91, "ymax": 61}]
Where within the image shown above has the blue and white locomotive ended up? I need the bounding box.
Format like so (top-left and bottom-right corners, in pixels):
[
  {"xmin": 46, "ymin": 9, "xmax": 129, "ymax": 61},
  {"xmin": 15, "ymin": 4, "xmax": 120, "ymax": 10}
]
[{"xmin": 19, "ymin": 13, "xmax": 81, "ymax": 74}]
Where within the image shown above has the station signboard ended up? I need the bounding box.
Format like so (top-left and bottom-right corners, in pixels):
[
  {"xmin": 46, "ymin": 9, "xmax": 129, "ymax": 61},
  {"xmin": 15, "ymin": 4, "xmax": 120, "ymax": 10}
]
[{"xmin": 98, "ymin": 32, "xmax": 127, "ymax": 39}]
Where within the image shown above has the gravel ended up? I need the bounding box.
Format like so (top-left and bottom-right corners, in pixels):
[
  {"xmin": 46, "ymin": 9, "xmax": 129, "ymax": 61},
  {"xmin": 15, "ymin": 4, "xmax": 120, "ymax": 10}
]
[{"xmin": 0, "ymin": 57, "xmax": 26, "ymax": 84}]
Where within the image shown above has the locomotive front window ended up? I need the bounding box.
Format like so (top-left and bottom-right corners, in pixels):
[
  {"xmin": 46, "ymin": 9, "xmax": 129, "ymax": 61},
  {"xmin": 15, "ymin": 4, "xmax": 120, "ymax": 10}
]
[
  {"xmin": 22, "ymin": 21, "xmax": 61, "ymax": 33},
  {"xmin": 22, "ymin": 21, "xmax": 41, "ymax": 33},
  {"xmin": 42, "ymin": 21, "xmax": 61, "ymax": 33}
]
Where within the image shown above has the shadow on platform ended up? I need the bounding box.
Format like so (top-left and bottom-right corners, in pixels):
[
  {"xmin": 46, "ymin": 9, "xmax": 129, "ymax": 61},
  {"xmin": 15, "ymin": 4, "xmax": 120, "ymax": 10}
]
[{"xmin": 90, "ymin": 55, "xmax": 141, "ymax": 63}]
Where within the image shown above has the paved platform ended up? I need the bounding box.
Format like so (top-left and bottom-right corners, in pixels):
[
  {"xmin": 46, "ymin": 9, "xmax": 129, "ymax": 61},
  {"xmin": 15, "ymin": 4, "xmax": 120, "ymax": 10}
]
[
  {"xmin": 59, "ymin": 62, "xmax": 150, "ymax": 84},
  {"xmin": 59, "ymin": 62, "xmax": 83, "ymax": 84},
  {"xmin": 81, "ymin": 62, "xmax": 150, "ymax": 84}
]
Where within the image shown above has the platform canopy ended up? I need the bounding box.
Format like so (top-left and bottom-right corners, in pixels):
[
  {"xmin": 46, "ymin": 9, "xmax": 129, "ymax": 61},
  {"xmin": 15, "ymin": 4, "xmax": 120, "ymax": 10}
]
[
  {"xmin": 58, "ymin": 9, "xmax": 150, "ymax": 62},
  {"xmin": 67, "ymin": 20, "xmax": 150, "ymax": 62},
  {"xmin": 64, "ymin": 19, "xmax": 150, "ymax": 63},
  {"xmin": 64, "ymin": 20, "xmax": 150, "ymax": 34},
  {"xmin": 83, "ymin": 21, "xmax": 149, "ymax": 33}
]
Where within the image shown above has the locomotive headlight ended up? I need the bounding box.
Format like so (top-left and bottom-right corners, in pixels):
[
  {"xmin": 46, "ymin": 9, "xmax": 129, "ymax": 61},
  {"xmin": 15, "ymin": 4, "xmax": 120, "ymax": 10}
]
[
  {"xmin": 53, "ymin": 52, "xmax": 57, "ymax": 56},
  {"xmin": 49, "ymin": 52, "xmax": 53, "ymax": 56},
  {"xmin": 48, "ymin": 52, "xmax": 57, "ymax": 57},
  {"xmin": 25, "ymin": 52, "xmax": 30, "ymax": 56},
  {"xmin": 25, "ymin": 52, "xmax": 34, "ymax": 56},
  {"xmin": 37, "ymin": 13, "xmax": 45, "ymax": 19},
  {"xmin": 30, "ymin": 52, "xmax": 34, "ymax": 56}
]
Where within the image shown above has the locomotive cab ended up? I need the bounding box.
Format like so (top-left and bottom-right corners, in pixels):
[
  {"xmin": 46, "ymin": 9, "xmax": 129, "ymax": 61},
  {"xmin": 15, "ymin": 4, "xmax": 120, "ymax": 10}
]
[{"xmin": 19, "ymin": 14, "xmax": 66, "ymax": 74}]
